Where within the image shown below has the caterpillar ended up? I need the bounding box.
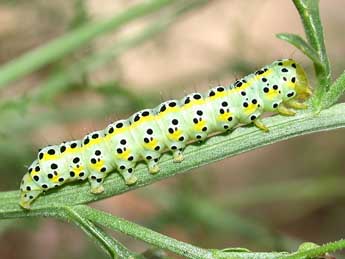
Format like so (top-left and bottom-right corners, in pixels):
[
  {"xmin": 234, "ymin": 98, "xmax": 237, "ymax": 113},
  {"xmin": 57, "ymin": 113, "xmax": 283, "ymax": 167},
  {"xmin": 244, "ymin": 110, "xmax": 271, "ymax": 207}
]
[{"xmin": 19, "ymin": 59, "xmax": 312, "ymax": 209}]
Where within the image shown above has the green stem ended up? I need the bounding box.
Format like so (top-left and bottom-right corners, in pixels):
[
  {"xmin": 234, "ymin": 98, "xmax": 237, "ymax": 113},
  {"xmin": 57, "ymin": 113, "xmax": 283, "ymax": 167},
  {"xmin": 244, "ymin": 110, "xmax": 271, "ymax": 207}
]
[
  {"xmin": 2, "ymin": 204, "xmax": 343, "ymax": 259},
  {"xmin": 278, "ymin": 239, "xmax": 345, "ymax": 259},
  {"xmin": 14, "ymin": 205, "xmax": 287, "ymax": 259}
]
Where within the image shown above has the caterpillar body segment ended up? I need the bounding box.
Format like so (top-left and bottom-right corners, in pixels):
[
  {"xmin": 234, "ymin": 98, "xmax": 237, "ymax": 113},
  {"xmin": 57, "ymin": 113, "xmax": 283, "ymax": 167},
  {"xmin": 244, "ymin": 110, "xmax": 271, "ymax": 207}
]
[{"xmin": 19, "ymin": 59, "xmax": 312, "ymax": 209}]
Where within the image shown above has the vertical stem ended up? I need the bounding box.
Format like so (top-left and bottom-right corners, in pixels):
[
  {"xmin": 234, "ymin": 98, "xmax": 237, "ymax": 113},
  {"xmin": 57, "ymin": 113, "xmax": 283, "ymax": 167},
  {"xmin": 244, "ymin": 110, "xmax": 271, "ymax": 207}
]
[{"xmin": 292, "ymin": 0, "xmax": 331, "ymax": 107}]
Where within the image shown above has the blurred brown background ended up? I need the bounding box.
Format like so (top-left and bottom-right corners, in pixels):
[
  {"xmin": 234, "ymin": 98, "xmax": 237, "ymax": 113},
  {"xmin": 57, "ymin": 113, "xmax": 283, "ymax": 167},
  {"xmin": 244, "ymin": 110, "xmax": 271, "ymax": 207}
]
[{"xmin": 0, "ymin": 0, "xmax": 344, "ymax": 258}]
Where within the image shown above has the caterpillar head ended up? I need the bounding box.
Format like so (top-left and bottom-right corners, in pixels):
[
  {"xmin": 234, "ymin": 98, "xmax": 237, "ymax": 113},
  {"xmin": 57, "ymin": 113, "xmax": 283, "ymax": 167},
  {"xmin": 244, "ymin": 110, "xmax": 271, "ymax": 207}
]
[{"xmin": 294, "ymin": 62, "xmax": 312, "ymax": 101}]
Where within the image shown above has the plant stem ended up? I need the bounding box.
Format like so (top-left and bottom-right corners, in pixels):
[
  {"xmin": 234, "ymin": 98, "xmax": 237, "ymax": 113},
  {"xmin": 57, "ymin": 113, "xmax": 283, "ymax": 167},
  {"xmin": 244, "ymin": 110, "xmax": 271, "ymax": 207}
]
[
  {"xmin": 277, "ymin": 239, "xmax": 345, "ymax": 259},
  {"xmin": 13, "ymin": 205, "xmax": 287, "ymax": 259},
  {"xmin": 1, "ymin": 203, "xmax": 344, "ymax": 259},
  {"xmin": 61, "ymin": 206, "xmax": 136, "ymax": 259}
]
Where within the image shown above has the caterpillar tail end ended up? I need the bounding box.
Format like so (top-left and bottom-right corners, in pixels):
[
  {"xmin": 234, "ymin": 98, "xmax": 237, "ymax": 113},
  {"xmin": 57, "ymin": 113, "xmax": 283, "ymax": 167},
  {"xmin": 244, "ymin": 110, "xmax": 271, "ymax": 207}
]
[{"xmin": 19, "ymin": 190, "xmax": 42, "ymax": 210}]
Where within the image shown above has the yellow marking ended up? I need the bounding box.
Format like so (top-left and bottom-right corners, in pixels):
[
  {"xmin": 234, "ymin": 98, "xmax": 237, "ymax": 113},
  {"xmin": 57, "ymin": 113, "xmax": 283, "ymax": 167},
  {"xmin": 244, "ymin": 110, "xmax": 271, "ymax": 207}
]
[
  {"xmin": 280, "ymin": 59, "xmax": 295, "ymax": 66},
  {"xmin": 266, "ymin": 90, "xmax": 279, "ymax": 100},
  {"xmin": 207, "ymin": 91, "xmax": 227, "ymax": 100},
  {"xmin": 227, "ymin": 79, "xmax": 254, "ymax": 94},
  {"xmin": 193, "ymin": 120, "xmax": 206, "ymax": 131},
  {"xmin": 236, "ymin": 81, "xmax": 251, "ymax": 90},
  {"xmin": 117, "ymin": 149, "xmax": 131, "ymax": 160},
  {"xmin": 65, "ymin": 147, "xmax": 83, "ymax": 155},
  {"xmin": 131, "ymin": 114, "xmax": 156, "ymax": 127},
  {"xmin": 159, "ymin": 106, "xmax": 179, "ymax": 114},
  {"xmin": 169, "ymin": 129, "xmax": 182, "ymax": 141},
  {"xmin": 42, "ymin": 154, "xmax": 59, "ymax": 161},
  {"xmin": 181, "ymin": 99, "xmax": 205, "ymax": 109},
  {"xmin": 84, "ymin": 137, "xmax": 104, "ymax": 147},
  {"xmin": 255, "ymin": 68, "xmax": 273, "ymax": 80},
  {"xmin": 72, "ymin": 166, "xmax": 84, "ymax": 174},
  {"xmin": 81, "ymin": 135, "xmax": 113, "ymax": 152},
  {"xmin": 52, "ymin": 174, "xmax": 60, "ymax": 183},
  {"xmin": 217, "ymin": 112, "xmax": 233, "ymax": 122},
  {"xmin": 287, "ymin": 81, "xmax": 296, "ymax": 89},
  {"xmin": 144, "ymin": 139, "xmax": 158, "ymax": 150},
  {"xmin": 105, "ymin": 126, "xmax": 128, "ymax": 137},
  {"xmin": 244, "ymin": 103, "xmax": 257, "ymax": 115},
  {"xmin": 90, "ymin": 160, "xmax": 105, "ymax": 171}
]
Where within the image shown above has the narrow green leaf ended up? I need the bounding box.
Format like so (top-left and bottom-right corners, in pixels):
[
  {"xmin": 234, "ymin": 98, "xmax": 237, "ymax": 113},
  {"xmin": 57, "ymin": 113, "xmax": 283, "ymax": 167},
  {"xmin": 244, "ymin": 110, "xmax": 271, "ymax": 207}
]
[
  {"xmin": 321, "ymin": 70, "xmax": 345, "ymax": 109},
  {"xmin": 0, "ymin": 0, "xmax": 174, "ymax": 88},
  {"xmin": 276, "ymin": 33, "xmax": 322, "ymax": 66}
]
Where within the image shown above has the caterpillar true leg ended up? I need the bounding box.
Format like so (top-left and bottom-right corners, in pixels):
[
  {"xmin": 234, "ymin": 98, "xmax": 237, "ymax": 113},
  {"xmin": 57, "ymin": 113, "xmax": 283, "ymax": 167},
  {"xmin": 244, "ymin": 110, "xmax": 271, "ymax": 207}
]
[
  {"xmin": 277, "ymin": 103, "xmax": 296, "ymax": 116},
  {"xmin": 287, "ymin": 99, "xmax": 308, "ymax": 109},
  {"xmin": 253, "ymin": 119, "xmax": 269, "ymax": 132}
]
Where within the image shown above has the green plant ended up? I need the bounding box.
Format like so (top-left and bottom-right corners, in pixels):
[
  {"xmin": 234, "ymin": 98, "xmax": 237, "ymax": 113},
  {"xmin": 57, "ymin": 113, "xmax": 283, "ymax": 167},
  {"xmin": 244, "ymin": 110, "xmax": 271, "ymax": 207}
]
[{"xmin": 0, "ymin": 0, "xmax": 345, "ymax": 258}]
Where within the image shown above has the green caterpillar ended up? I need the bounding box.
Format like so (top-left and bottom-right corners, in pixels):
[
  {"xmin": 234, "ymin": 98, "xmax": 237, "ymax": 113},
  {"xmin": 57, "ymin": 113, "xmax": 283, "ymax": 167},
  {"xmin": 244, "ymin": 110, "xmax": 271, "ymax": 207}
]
[{"xmin": 19, "ymin": 59, "xmax": 312, "ymax": 209}]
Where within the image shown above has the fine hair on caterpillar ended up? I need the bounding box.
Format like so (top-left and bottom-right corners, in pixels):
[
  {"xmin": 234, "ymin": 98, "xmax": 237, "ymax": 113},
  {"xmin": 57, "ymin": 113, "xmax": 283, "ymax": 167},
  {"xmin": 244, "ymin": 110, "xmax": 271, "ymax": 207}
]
[{"xmin": 19, "ymin": 59, "xmax": 312, "ymax": 209}]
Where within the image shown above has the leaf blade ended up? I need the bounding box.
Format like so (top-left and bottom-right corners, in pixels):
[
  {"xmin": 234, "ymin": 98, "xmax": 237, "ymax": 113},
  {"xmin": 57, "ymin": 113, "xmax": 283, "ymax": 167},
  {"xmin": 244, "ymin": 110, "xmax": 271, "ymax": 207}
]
[{"xmin": 276, "ymin": 33, "xmax": 322, "ymax": 66}]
